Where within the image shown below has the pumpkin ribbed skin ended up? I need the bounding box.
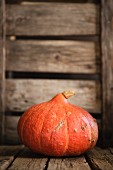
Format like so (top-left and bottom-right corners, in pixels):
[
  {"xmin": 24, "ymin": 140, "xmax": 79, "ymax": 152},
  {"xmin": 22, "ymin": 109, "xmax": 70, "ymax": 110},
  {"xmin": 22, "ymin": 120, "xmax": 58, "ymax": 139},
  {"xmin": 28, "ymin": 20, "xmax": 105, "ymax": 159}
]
[{"xmin": 18, "ymin": 91, "xmax": 98, "ymax": 156}]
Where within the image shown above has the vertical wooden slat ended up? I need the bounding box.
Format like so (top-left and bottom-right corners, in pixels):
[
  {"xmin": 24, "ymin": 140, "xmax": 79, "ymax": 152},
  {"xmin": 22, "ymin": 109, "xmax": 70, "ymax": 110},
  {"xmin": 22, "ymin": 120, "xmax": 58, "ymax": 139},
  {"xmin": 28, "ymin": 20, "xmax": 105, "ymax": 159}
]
[
  {"xmin": 0, "ymin": 0, "xmax": 3, "ymax": 143},
  {"xmin": 101, "ymin": 0, "xmax": 113, "ymax": 147},
  {"xmin": 0, "ymin": 0, "xmax": 6, "ymax": 144}
]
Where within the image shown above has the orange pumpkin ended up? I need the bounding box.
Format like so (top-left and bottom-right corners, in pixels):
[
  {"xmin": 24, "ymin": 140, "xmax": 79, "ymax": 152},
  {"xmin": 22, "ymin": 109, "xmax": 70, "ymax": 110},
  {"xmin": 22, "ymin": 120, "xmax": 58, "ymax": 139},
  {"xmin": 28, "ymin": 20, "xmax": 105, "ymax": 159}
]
[{"xmin": 17, "ymin": 90, "xmax": 98, "ymax": 156}]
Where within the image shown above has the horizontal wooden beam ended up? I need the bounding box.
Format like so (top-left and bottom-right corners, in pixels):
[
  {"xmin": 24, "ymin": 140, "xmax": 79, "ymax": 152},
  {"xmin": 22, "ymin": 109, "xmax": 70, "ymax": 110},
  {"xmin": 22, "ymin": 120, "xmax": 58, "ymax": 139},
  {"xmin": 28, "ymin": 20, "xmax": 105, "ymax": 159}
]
[
  {"xmin": 6, "ymin": 40, "xmax": 100, "ymax": 74},
  {"xmin": 5, "ymin": 79, "xmax": 101, "ymax": 113},
  {"xmin": 6, "ymin": 3, "xmax": 100, "ymax": 36}
]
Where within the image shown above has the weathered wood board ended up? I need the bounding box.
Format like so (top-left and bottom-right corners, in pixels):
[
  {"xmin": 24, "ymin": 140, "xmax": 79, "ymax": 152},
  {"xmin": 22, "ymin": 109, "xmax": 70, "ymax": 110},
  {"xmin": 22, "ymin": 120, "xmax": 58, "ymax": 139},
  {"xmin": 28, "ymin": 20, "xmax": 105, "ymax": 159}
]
[
  {"xmin": 5, "ymin": 79, "xmax": 101, "ymax": 113},
  {"xmin": 6, "ymin": 3, "xmax": 100, "ymax": 36},
  {"xmin": 47, "ymin": 157, "xmax": 91, "ymax": 170},
  {"xmin": 0, "ymin": 145, "xmax": 24, "ymax": 170},
  {"xmin": 0, "ymin": 0, "xmax": 5, "ymax": 144},
  {"xmin": 0, "ymin": 0, "xmax": 3, "ymax": 143},
  {"xmin": 86, "ymin": 147, "xmax": 113, "ymax": 170},
  {"xmin": 8, "ymin": 148, "xmax": 48, "ymax": 170},
  {"xmin": 6, "ymin": 40, "xmax": 100, "ymax": 73},
  {"xmin": 1, "ymin": 146, "xmax": 113, "ymax": 170},
  {"xmin": 5, "ymin": 116, "xmax": 21, "ymax": 144},
  {"xmin": 7, "ymin": 147, "xmax": 91, "ymax": 170},
  {"xmin": 101, "ymin": 0, "xmax": 113, "ymax": 147}
]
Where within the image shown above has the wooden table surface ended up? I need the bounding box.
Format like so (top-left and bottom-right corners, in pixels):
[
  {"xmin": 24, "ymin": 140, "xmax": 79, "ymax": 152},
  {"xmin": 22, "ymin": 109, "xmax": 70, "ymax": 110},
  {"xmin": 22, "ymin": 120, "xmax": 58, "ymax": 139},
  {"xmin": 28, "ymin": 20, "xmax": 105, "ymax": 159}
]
[{"xmin": 0, "ymin": 146, "xmax": 113, "ymax": 170}]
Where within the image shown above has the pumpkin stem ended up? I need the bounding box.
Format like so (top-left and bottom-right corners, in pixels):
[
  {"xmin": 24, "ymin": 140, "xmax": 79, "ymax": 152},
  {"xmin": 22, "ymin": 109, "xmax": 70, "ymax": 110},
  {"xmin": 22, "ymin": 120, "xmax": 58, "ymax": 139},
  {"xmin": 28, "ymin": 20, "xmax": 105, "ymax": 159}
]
[{"xmin": 62, "ymin": 90, "xmax": 75, "ymax": 99}]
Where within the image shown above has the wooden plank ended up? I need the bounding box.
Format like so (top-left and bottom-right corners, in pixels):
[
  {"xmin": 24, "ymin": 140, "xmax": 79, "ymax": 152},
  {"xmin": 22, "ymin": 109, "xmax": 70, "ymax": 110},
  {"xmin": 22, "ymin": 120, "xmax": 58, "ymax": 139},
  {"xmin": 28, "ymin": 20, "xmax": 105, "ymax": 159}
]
[
  {"xmin": 101, "ymin": 148, "xmax": 113, "ymax": 166},
  {"xmin": 8, "ymin": 147, "xmax": 48, "ymax": 170},
  {"xmin": 48, "ymin": 156, "xmax": 91, "ymax": 170},
  {"xmin": 4, "ymin": 116, "xmax": 21, "ymax": 144},
  {"xmin": 0, "ymin": 0, "xmax": 3, "ymax": 143},
  {"xmin": 5, "ymin": 79, "xmax": 101, "ymax": 113},
  {"xmin": 0, "ymin": 0, "xmax": 3, "ymax": 36},
  {"xmin": 86, "ymin": 147, "xmax": 113, "ymax": 170},
  {"xmin": 6, "ymin": 3, "xmax": 100, "ymax": 36},
  {"xmin": 95, "ymin": 119, "xmax": 101, "ymax": 146},
  {"xmin": 0, "ymin": 145, "xmax": 24, "ymax": 170},
  {"xmin": 6, "ymin": 40, "xmax": 100, "ymax": 74},
  {"xmin": 0, "ymin": 0, "xmax": 5, "ymax": 144},
  {"xmin": 101, "ymin": 0, "xmax": 113, "ymax": 147}
]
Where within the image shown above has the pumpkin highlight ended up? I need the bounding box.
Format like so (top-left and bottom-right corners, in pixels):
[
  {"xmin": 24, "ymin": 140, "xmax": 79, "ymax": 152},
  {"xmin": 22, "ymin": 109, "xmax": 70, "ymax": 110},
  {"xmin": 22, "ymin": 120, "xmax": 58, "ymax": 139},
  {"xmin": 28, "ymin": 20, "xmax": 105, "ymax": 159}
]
[{"xmin": 17, "ymin": 90, "xmax": 98, "ymax": 156}]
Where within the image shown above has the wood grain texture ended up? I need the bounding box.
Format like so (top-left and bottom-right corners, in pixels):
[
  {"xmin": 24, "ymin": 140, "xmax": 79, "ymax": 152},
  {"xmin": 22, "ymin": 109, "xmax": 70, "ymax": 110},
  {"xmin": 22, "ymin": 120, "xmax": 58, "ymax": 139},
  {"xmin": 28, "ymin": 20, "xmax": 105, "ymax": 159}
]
[
  {"xmin": 0, "ymin": 0, "xmax": 5, "ymax": 144},
  {"xmin": 4, "ymin": 116, "xmax": 21, "ymax": 144},
  {"xmin": 8, "ymin": 147, "xmax": 48, "ymax": 170},
  {"xmin": 101, "ymin": 0, "xmax": 113, "ymax": 147},
  {"xmin": 6, "ymin": 3, "xmax": 100, "ymax": 36},
  {"xmin": 48, "ymin": 157, "xmax": 91, "ymax": 170},
  {"xmin": 0, "ymin": 0, "xmax": 3, "ymax": 141},
  {"xmin": 1, "ymin": 146, "xmax": 113, "ymax": 170},
  {"xmin": 0, "ymin": 0, "xmax": 3, "ymax": 36},
  {"xmin": 86, "ymin": 147, "xmax": 113, "ymax": 170},
  {"xmin": 6, "ymin": 40, "xmax": 100, "ymax": 73},
  {"xmin": 0, "ymin": 145, "xmax": 24, "ymax": 170},
  {"xmin": 5, "ymin": 79, "xmax": 101, "ymax": 113}
]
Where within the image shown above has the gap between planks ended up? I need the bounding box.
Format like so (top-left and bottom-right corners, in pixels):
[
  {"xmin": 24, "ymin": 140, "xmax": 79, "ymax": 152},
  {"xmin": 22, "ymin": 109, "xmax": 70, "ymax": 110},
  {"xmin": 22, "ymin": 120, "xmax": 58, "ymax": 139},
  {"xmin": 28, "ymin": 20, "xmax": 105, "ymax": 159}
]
[{"xmin": 5, "ymin": 0, "xmax": 100, "ymax": 4}]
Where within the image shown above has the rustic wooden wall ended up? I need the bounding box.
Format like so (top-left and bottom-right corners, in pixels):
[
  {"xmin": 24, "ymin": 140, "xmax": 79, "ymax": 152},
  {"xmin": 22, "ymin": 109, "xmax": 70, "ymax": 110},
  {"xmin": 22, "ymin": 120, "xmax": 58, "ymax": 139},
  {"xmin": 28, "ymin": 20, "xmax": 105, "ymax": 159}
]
[{"xmin": 0, "ymin": 0, "xmax": 107, "ymax": 145}]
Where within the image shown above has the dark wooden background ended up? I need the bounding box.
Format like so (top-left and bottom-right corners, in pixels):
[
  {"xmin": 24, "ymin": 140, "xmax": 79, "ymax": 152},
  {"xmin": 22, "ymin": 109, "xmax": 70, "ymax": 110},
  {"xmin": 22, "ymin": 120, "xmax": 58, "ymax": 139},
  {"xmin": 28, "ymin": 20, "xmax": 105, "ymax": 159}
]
[{"xmin": 0, "ymin": 0, "xmax": 113, "ymax": 147}]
